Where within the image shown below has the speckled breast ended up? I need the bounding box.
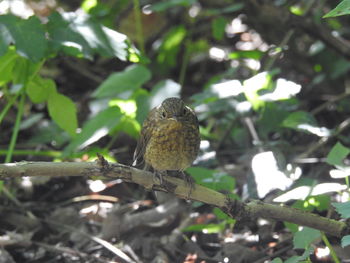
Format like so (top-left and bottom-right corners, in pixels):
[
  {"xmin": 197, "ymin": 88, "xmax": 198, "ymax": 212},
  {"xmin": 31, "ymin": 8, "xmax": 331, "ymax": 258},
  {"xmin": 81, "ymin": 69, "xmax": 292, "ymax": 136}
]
[{"xmin": 144, "ymin": 119, "xmax": 200, "ymax": 171}]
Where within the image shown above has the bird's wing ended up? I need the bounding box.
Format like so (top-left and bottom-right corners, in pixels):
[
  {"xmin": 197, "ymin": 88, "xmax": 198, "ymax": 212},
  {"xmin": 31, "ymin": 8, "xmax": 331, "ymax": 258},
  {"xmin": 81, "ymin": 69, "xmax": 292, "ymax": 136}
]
[{"xmin": 132, "ymin": 108, "xmax": 156, "ymax": 167}]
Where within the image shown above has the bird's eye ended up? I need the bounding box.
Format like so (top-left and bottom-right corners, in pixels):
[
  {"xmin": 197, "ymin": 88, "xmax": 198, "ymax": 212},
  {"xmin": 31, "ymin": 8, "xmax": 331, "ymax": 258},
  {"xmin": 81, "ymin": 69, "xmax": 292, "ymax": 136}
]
[
  {"xmin": 162, "ymin": 111, "xmax": 166, "ymax": 118},
  {"xmin": 183, "ymin": 108, "xmax": 187, "ymax": 115}
]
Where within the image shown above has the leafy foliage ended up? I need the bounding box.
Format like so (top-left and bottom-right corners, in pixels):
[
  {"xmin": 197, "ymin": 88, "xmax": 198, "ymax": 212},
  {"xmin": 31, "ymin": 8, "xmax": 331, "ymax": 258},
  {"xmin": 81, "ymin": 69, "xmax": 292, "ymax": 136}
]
[{"xmin": 1, "ymin": 0, "xmax": 350, "ymax": 262}]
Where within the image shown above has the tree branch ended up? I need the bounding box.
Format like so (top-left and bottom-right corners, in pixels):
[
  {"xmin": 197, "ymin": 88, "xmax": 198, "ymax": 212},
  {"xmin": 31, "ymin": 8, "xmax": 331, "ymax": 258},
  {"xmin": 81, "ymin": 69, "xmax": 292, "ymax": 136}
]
[{"xmin": 0, "ymin": 161, "xmax": 348, "ymax": 237}]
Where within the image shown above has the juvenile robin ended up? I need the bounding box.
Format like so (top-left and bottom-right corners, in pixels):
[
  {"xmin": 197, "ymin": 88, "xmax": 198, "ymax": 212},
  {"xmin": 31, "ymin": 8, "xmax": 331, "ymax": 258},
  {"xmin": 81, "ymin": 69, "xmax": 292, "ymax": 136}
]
[{"xmin": 133, "ymin": 97, "xmax": 200, "ymax": 187}]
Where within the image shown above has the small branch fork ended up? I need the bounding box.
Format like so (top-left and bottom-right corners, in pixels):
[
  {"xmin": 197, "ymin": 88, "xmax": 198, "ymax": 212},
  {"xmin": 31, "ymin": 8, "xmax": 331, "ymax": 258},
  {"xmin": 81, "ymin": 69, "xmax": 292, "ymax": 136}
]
[{"xmin": 0, "ymin": 159, "xmax": 348, "ymax": 237}]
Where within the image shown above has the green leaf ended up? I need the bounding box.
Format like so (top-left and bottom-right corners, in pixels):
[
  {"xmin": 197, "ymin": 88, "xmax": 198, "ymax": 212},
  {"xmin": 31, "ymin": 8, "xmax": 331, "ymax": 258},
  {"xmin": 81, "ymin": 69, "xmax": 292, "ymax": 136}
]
[
  {"xmin": 212, "ymin": 17, "xmax": 227, "ymax": 40},
  {"xmin": 28, "ymin": 122, "xmax": 70, "ymax": 147},
  {"xmin": 182, "ymin": 223, "xmax": 225, "ymax": 233},
  {"xmin": 270, "ymin": 258, "xmax": 283, "ymax": 263},
  {"xmin": 229, "ymin": 50, "xmax": 264, "ymax": 60},
  {"xmin": 258, "ymin": 102, "xmax": 288, "ymax": 138},
  {"xmin": 12, "ymin": 57, "xmax": 42, "ymax": 87},
  {"xmin": 213, "ymin": 207, "xmax": 235, "ymax": 221},
  {"xmin": 47, "ymin": 11, "xmax": 130, "ymax": 60},
  {"xmin": 157, "ymin": 26, "xmax": 187, "ymax": 67},
  {"xmin": 93, "ymin": 64, "xmax": 151, "ymax": 98},
  {"xmin": 187, "ymin": 167, "xmax": 215, "ymax": 181},
  {"xmin": 284, "ymin": 221, "xmax": 298, "ymax": 233},
  {"xmin": 281, "ymin": 111, "xmax": 329, "ymax": 136},
  {"xmin": 341, "ymin": 235, "xmax": 350, "ymax": 247},
  {"xmin": 293, "ymin": 227, "xmax": 321, "ymax": 249},
  {"xmin": 64, "ymin": 106, "xmax": 122, "ymax": 153},
  {"xmin": 0, "ymin": 48, "xmax": 17, "ymax": 86},
  {"xmin": 306, "ymin": 195, "xmax": 330, "ymax": 212},
  {"xmin": 134, "ymin": 89, "xmax": 151, "ymax": 124},
  {"xmin": 333, "ymin": 201, "xmax": 350, "ymax": 219},
  {"xmin": 47, "ymin": 92, "xmax": 78, "ymax": 137},
  {"xmin": 186, "ymin": 167, "xmax": 235, "ymax": 191},
  {"xmin": 285, "ymin": 247, "xmax": 314, "ymax": 263},
  {"xmin": 27, "ymin": 76, "xmax": 57, "ymax": 103},
  {"xmin": 0, "ymin": 14, "xmax": 47, "ymax": 61},
  {"xmin": 326, "ymin": 142, "xmax": 350, "ymax": 166},
  {"xmin": 323, "ymin": 0, "xmax": 350, "ymax": 18},
  {"xmin": 282, "ymin": 111, "xmax": 316, "ymax": 128},
  {"xmin": 111, "ymin": 115, "xmax": 140, "ymax": 139}
]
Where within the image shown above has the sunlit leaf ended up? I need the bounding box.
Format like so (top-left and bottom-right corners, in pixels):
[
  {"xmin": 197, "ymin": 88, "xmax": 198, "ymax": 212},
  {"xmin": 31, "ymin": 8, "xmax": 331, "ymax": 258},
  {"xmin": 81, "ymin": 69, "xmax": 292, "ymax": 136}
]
[
  {"xmin": 213, "ymin": 207, "xmax": 234, "ymax": 221},
  {"xmin": 157, "ymin": 26, "xmax": 187, "ymax": 67},
  {"xmin": 12, "ymin": 57, "xmax": 42, "ymax": 87},
  {"xmin": 243, "ymin": 72, "xmax": 272, "ymax": 110},
  {"xmin": 27, "ymin": 76, "xmax": 57, "ymax": 103},
  {"xmin": 229, "ymin": 50, "xmax": 264, "ymax": 60},
  {"xmin": 323, "ymin": 0, "xmax": 350, "ymax": 18},
  {"xmin": 47, "ymin": 92, "xmax": 78, "ymax": 137},
  {"xmin": 81, "ymin": 0, "xmax": 98, "ymax": 12},
  {"xmin": 0, "ymin": 48, "xmax": 17, "ymax": 85},
  {"xmin": 182, "ymin": 223, "xmax": 225, "ymax": 233}
]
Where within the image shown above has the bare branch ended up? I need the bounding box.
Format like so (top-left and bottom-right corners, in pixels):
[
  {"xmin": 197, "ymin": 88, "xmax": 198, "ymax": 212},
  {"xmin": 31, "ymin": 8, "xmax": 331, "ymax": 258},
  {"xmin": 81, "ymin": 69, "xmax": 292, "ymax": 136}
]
[{"xmin": 0, "ymin": 161, "xmax": 348, "ymax": 237}]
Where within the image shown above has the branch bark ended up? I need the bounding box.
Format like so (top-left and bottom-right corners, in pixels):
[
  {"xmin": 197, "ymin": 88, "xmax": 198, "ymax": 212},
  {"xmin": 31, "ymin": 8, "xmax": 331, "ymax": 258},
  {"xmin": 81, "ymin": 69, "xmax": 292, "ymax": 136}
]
[{"xmin": 0, "ymin": 161, "xmax": 348, "ymax": 237}]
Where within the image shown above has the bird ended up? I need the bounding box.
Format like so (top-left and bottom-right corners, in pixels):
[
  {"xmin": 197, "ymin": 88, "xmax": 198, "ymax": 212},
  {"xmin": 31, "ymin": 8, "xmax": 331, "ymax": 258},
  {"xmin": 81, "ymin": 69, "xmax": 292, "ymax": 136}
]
[{"xmin": 133, "ymin": 97, "xmax": 200, "ymax": 188}]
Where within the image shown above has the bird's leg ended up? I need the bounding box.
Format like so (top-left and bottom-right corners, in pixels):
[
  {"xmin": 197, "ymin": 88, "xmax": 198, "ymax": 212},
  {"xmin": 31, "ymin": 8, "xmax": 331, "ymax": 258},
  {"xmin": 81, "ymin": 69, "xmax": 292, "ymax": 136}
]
[
  {"xmin": 154, "ymin": 170, "xmax": 167, "ymax": 187},
  {"xmin": 181, "ymin": 171, "xmax": 195, "ymax": 199}
]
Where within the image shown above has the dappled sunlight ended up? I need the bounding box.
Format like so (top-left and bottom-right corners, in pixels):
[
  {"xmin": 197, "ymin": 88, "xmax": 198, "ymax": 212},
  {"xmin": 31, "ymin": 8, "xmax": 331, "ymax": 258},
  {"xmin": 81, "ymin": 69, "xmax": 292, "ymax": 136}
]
[
  {"xmin": 209, "ymin": 47, "xmax": 226, "ymax": 61},
  {"xmin": 260, "ymin": 78, "xmax": 301, "ymax": 101},
  {"xmin": 0, "ymin": 0, "xmax": 33, "ymax": 18},
  {"xmin": 274, "ymin": 183, "xmax": 347, "ymax": 202},
  {"xmin": 210, "ymin": 79, "xmax": 243, "ymax": 97},
  {"xmin": 109, "ymin": 99, "xmax": 137, "ymax": 117},
  {"xmin": 88, "ymin": 179, "xmax": 107, "ymax": 192},
  {"xmin": 296, "ymin": 124, "xmax": 331, "ymax": 137},
  {"xmin": 252, "ymin": 151, "xmax": 293, "ymax": 198},
  {"xmin": 1, "ymin": 0, "xmax": 350, "ymax": 262}
]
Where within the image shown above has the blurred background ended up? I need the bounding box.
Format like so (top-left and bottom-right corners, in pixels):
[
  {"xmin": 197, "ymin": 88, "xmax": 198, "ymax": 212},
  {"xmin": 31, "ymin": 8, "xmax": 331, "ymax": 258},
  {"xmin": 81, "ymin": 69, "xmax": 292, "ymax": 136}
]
[{"xmin": 1, "ymin": 0, "xmax": 350, "ymax": 262}]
